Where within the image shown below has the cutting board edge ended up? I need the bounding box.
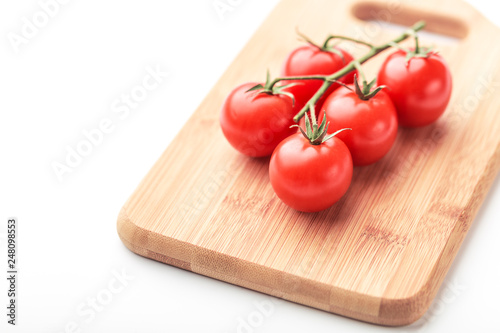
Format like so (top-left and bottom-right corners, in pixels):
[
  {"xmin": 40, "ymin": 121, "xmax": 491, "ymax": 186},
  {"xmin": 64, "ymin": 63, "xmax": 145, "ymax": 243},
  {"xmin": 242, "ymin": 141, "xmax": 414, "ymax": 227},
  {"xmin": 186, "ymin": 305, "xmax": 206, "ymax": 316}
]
[{"xmin": 117, "ymin": 206, "xmax": 434, "ymax": 326}]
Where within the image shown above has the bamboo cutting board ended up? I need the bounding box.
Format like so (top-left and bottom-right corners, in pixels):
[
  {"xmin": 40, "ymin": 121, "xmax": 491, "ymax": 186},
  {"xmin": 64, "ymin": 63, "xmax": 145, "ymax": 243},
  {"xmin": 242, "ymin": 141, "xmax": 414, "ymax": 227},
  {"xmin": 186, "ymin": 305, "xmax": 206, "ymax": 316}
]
[{"xmin": 117, "ymin": 0, "xmax": 500, "ymax": 326}]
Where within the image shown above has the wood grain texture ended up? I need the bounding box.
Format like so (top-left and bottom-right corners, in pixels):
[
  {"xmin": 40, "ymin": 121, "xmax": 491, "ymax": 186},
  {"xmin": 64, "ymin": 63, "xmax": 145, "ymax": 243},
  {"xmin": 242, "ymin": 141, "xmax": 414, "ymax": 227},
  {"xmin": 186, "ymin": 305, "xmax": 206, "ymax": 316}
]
[{"xmin": 117, "ymin": 0, "xmax": 500, "ymax": 326}]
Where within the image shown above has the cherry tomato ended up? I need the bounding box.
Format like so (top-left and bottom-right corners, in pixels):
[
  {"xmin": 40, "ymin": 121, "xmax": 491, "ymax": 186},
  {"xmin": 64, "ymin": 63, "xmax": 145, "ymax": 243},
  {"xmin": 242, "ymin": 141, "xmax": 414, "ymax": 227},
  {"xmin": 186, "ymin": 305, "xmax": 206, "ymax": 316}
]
[
  {"xmin": 322, "ymin": 86, "xmax": 398, "ymax": 166},
  {"xmin": 269, "ymin": 133, "xmax": 353, "ymax": 212},
  {"xmin": 377, "ymin": 50, "xmax": 452, "ymax": 127},
  {"xmin": 220, "ymin": 82, "xmax": 296, "ymax": 157},
  {"xmin": 281, "ymin": 45, "xmax": 356, "ymax": 111}
]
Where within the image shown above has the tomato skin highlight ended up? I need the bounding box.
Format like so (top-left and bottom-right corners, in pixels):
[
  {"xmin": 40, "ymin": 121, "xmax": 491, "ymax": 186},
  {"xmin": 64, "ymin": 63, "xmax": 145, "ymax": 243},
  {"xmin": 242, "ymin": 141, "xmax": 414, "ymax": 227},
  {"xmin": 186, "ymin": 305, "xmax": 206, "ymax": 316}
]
[
  {"xmin": 281, "ymin": 45, "xmax": 356, "ymax": 111},
  {"xmin": 322, "ymin": 86, "xmax": 398, "ymax": 166},
  {"xmin": 269, "ymin": 133, "xmax": 353, "ymax": 212},
  {"xmin": 220, "ymin": 82, "xmax": 296, "ymax": 157},
  {"xmin": 377, "ymin": 50, "xmax": 452, "ymax": 127}
]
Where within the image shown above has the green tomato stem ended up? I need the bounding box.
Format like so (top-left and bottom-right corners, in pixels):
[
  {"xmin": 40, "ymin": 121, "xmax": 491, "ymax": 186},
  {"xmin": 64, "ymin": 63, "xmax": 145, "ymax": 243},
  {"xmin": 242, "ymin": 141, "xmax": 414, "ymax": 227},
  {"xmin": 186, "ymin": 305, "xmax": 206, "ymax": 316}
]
[
  {"xmin": 310, "ymin": 103, "xmax": 317, "ymax": 125},
  {"xmin": 352, "ymin": 61, "xmax": 367, "ymax": 88},
  {"xmin": 323, "ymin": 35, "xmax": 375, "ymax": 49},
  {"xmin": 291, "ymin": 20, "xmax": 426, "ymax": 122},
  {"xmin": 268, "ymin": 75, "xmax": 327, "ymax": 90}
]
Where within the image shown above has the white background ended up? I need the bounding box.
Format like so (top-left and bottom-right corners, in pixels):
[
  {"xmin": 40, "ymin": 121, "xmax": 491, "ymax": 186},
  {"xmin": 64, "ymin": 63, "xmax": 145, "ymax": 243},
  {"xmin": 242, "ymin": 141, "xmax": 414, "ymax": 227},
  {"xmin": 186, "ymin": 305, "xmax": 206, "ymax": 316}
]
[{"xmin": 1, "ymin": 0, "xmax": 499, "ymax": 332}]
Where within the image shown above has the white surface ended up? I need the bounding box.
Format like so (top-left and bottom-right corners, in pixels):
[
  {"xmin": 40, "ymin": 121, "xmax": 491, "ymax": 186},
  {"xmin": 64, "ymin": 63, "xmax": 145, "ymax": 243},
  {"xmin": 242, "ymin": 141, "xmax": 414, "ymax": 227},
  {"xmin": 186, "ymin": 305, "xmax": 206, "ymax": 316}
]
[{"xmin": 1, "ymin": 0, "xmax": 499, "ymax": 332}]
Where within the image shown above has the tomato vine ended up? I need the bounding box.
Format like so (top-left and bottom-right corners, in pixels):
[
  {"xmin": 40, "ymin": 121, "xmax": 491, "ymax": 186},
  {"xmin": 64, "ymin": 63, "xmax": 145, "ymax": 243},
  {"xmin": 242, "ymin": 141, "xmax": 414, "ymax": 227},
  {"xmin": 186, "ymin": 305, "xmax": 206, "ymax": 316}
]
[{"xmin": 263, "ymin": 20, "xmax": 426, "ymax": 122}]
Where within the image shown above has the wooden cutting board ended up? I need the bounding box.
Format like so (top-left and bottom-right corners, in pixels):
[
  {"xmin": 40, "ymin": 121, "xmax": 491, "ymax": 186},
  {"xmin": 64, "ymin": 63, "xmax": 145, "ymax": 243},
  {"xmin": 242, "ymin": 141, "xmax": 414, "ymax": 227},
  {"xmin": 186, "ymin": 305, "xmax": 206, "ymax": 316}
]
[{"xmin": 117, "ymin": 0, "xmax": 500, "ymax": 326}]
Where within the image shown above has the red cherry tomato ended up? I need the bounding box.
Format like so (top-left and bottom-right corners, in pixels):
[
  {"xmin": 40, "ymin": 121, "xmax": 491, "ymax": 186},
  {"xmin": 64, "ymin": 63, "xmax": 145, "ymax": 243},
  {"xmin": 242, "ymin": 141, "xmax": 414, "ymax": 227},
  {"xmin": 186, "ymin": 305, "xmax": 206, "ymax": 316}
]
[
  {"xmin": 269, "ymin": 133, "xmax": 353, "ymax": 212},
  {"xmin": 220, "ymin": 82, "xmax": 296, "ymax": 157},
  {"xmin": 322, "ymin": 86, "xmax": 398, "ymax": 166},
  {"xmin": 377, "ymin": 50, "xmax": 452, "ymax": 127},
  {"xmin": 281, "ymin": 45, "xmax": 356, "ymax": 111}
]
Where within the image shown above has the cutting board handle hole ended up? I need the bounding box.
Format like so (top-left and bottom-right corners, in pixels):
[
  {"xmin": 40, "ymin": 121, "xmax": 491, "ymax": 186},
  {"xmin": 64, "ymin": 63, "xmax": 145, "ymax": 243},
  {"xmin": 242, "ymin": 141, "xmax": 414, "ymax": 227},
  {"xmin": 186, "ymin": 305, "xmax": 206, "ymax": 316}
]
[{"xmin": 351, "ymin": 2, "xmax": 468, "ymax": 41}]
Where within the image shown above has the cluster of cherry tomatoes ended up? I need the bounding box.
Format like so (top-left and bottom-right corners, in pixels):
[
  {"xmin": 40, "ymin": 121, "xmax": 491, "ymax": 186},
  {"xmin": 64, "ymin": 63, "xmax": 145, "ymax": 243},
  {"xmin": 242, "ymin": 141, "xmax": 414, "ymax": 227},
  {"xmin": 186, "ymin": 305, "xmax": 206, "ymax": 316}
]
[{"xmin": 220, "ymin": 24, "xmax": 452, "ymax": 212}]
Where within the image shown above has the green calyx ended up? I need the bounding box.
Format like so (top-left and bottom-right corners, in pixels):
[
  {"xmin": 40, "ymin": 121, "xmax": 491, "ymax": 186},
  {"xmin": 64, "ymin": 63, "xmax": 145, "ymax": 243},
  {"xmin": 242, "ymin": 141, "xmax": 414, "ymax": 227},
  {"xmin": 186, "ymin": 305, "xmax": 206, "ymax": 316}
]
[
  {"xmin": 246, "ymin": 70, "xmax": 297, "ymax": 105},
  {"xmin": 353, "ymin": 74, "xmax": 386, "ymax": 101},
  {"xmin": 293, "ymin": 107, "xmax": 351, "ymax": 145},
  {"xmin": 351, "ymin": 61, "xmax": 386, "ymax": 101},
  {"xmin": 405, "ymin": 45, "xmax": 434, "ymax": 63},
  {"xmin": 389, "ymin": 33, "xmax": 435, "ymax": 64}
]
